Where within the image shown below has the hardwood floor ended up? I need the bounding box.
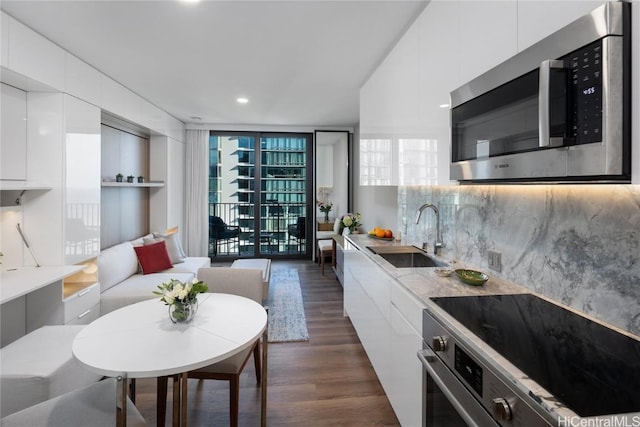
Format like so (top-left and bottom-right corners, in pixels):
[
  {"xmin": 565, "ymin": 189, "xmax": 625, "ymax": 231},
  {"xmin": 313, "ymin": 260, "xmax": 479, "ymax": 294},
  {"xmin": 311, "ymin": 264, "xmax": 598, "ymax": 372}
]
[{"xmin": 133, "ymin": 260, "xmax": 400, "ymax": 426}]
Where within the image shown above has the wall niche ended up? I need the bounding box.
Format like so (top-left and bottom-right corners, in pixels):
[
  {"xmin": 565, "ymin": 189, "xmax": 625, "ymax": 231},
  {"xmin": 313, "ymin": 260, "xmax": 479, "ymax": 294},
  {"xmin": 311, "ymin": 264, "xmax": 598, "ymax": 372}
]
[{"xmin": 100, "ymin": 122, "xmax": 150, "ymax": 249}]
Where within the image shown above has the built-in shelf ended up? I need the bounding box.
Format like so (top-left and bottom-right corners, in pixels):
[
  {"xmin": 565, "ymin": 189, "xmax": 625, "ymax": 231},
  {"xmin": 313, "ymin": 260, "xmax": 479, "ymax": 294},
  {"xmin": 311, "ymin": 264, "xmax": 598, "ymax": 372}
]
[
  {"xmin": 101, "ymin": 181, "xmax": 164, "ymax": 188},
  {"xmin": 0, "ymin": 181, "xmax": 53, "ymax": 206},
  {"xmin": 0, "ymin": 181, "xmax": 52, "ymax": 191}
]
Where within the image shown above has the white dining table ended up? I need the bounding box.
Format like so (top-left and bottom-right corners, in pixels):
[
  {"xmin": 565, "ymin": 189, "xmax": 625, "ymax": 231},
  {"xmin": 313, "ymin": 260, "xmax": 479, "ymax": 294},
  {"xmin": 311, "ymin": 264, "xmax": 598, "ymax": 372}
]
[{"xmin": 72, "ymin": 293, "xmax": 268, "ymax": 426}]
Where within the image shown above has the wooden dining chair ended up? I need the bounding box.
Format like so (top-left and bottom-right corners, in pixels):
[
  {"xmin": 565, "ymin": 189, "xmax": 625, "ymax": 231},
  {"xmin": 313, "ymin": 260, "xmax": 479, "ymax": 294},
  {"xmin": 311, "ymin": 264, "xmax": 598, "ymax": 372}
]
[{"xmin": 157, "ymin": 267, "xmax": 266, "ymax": 427}]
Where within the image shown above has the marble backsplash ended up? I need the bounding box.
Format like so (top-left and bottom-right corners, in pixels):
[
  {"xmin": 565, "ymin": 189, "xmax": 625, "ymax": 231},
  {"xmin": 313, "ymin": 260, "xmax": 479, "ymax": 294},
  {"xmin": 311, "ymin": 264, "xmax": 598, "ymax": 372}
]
[{"xmin": 399, "ymin": 185, "xmax": 640, "ymax": 336}]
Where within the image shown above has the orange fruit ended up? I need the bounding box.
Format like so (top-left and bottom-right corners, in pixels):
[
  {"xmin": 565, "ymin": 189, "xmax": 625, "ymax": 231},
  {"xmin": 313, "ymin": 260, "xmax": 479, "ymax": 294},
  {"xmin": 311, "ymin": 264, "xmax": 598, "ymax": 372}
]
[{"xmin": 375, "ymin": 229, "xmax": 386, "ymax": 238}]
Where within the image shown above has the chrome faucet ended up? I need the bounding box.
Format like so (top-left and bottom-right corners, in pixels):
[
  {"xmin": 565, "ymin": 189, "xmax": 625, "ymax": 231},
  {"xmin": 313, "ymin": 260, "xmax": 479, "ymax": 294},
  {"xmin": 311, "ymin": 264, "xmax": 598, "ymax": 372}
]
[{"xmin": 415, "ymin": 203, "xmax": 443, "ymax": 255}]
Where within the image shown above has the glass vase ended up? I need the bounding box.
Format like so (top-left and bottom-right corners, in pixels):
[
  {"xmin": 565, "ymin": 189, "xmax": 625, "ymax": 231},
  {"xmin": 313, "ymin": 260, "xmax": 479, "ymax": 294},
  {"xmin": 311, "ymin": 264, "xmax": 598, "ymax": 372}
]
[
  {"xmin": 169, "ymin": 299, "xmax": 198, "ymax": 323},
  {"xmin": 324, "ymin": 211, "xmax": 330, "ymax": 223}
]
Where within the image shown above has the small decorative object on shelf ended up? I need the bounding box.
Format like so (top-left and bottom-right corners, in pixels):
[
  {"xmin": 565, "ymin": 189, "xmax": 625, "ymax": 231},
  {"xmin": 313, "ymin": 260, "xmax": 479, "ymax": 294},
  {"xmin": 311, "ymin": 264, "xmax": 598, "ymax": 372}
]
[
  {"xmin": 0, "ymin": 251, "xmax": 3, "ymax": 265},
  {"xmin": 116, "ymin": 173, "xmax": 124, "ymax": 182},
  {"xmin": 318, "ymin": 201, "xmax": 333, "ymax": 223},
  {"xmin": 153, "ymin": 278, "xmax": 209, "ymax": 323},
  {"xmin": 341, "ymin": 212, "xmax": 362, "ymax": 234},
  {"xmin": 126, "ymin": 175, "xmax": 135, "ymax": 183},
  {"xmin": 137, "ymin": 176, "xmax": 144, "ymax": 183}
]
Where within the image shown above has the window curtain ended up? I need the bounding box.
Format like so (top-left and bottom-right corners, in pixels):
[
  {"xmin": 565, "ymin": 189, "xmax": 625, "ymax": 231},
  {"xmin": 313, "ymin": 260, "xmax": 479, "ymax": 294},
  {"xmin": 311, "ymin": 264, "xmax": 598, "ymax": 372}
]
[{"xmin": 185, "ymin": 129, "xmax": 209, "ymax": 257}]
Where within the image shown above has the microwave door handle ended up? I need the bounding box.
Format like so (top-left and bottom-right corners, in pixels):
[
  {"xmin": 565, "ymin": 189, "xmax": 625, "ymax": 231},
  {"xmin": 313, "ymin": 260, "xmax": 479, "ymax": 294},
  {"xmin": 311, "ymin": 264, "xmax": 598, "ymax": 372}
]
[{"xmin": 539, "ymin": 59, "xmax": 565, "ymax": 147}]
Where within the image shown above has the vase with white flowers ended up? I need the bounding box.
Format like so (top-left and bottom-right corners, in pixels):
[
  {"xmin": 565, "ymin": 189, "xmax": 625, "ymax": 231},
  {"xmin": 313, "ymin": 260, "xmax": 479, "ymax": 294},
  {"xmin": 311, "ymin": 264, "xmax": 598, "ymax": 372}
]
[
  {"xmin": 318, "ymin": 201, "xmax": 333, "ymax": 223},
  {"xmin": 153, "ymin": 278, "xmax": 208, "ymax": 323},
  {"xmin": 340, "ymin": 212, "xmax": 362, "ymax": 234}
]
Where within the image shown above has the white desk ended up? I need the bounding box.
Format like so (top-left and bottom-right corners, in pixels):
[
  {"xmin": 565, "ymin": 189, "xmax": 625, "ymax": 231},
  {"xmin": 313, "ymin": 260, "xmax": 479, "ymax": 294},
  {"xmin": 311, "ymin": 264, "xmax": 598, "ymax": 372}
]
[
  {"xmin": 73, "ymin": 293, "xmax": 268, "ymax": 426},
  {"xmin": 0, "ymin": 266, "xmax": 83, "ymax": 305},
  {"xmin": 1, "ymin": 265, "xmax": 85, "ymax": 347}
]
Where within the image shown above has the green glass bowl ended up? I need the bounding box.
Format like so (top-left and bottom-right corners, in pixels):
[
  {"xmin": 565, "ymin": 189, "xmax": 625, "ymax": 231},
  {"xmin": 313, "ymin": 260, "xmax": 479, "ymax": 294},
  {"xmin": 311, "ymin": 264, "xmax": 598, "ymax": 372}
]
[{"xmin": 454, "ymin": 269, "xmax": 489, "ymax": 286}]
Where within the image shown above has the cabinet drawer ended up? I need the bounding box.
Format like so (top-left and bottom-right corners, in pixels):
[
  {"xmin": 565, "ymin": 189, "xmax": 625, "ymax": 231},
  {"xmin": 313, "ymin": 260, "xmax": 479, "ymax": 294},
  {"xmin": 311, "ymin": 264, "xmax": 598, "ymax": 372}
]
[
  {"xmin": 66, "ymin": 303, "xmax": 100, "ymax": 325},
  {"xmin": 391, "ymin": 283, "xmax": 426, "ymax": 334},
  {"xmin": 63, "ymin": 282, "xmax": 100, "ymax": 323}
]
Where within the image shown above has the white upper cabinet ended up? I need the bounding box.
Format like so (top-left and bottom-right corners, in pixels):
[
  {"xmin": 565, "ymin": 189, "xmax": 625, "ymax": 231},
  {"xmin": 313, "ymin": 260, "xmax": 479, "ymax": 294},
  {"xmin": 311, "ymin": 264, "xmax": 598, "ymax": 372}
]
[
  {"xmin": 23, "ymin": 93, "xmax": 100, "ymax": 266},
  {"xmin": 517, "ymin": 1, "xmax": 606, "ymax": 51},
  {"xmin": 64, "ymin": 95, "xmax": 101, "ymax": 265},
  {"xmin": 458, "ymin": 1, "xmax": 517, "ymax": 83},
  {"xmin": 1, "ymin": 83, "xmax": 27, "ymax": 180},
  {"xmin": 417, "ymin": 1, "xmax": 461, "ymax": 185},
  {"xmin": 360, "ymin": 24, "xmax": 421, "ymax": 136},
  {"xmin": 6, "ymin": 15, "xmax": 65, "ymax": 91}
]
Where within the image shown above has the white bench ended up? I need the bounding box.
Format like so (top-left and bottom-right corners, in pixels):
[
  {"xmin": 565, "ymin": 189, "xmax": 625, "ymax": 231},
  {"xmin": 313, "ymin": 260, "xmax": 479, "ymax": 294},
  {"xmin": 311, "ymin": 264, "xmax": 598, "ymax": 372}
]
[
  {"xmin": 0, "ymin": 325, "xmax": 102, "ymax": 418},
  {"xmin": 0, "ymin": 378, "xmax": 145, "ymax": 426},
  {"xmin": 231, "ymin": 258, "xmax": 272, "ymax": 300}
]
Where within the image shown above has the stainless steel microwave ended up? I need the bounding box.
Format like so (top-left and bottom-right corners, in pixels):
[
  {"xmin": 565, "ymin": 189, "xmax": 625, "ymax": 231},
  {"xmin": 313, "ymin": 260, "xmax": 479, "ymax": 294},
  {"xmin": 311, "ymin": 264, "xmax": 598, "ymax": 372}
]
[{"xmin": 450, "ymin": 2, "xmax": 631, "ymax": 183}]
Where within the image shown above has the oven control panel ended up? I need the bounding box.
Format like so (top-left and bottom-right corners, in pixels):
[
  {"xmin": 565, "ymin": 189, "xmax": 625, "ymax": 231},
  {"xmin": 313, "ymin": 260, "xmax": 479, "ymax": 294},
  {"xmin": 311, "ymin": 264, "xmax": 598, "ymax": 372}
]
[
  {"xmin": 454, "ymin": 345, "xmax": 483, "ymax": 397},
  {"xmin": 424, "ymin": 307, "xmax": 558, "ymax": 426}
]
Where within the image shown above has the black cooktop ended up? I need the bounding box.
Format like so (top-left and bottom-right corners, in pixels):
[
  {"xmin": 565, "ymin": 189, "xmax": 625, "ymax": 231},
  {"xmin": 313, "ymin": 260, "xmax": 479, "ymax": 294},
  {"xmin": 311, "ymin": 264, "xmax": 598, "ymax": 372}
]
[{"xmin": 431, "ymin": 294, "xmax": 640, "ymax": 417}]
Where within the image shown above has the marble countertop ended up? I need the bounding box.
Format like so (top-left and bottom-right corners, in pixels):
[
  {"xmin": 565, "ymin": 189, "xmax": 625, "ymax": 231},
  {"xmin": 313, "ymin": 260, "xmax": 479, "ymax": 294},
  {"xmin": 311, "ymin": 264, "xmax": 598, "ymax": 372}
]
[
  {"xmin": 345, "ymin": 233, "xmax": 640, "ymax": 423},
  {"xmin": 344, "ymin": 234, "xmax": 529, "ymax": 303}
]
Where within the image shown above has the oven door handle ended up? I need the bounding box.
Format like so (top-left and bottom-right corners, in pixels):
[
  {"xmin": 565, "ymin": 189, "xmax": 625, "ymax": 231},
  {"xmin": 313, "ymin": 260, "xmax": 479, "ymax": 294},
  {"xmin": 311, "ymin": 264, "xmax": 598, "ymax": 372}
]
[
  {"xmin": 538, "ymin": 59, "xmax": 566, "ymax": 148},
  {"xmin": 417, "ymin": 348, "xmax": 485, "ymax": 427}
]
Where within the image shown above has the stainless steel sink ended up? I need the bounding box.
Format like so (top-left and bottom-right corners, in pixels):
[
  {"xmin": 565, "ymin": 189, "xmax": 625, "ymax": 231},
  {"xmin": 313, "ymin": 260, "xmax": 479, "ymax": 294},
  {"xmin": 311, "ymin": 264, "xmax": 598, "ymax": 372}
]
[{"xmin": 366, "ymin": 246, "xmax": 447, "ymax": 268}]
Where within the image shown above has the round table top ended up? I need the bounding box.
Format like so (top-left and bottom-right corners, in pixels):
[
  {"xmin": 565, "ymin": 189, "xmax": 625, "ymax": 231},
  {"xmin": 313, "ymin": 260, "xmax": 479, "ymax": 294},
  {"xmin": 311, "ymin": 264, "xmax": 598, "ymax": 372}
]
[{"xmin": 72, "ymin": 293, "xmax": 267, "ymax": 378}]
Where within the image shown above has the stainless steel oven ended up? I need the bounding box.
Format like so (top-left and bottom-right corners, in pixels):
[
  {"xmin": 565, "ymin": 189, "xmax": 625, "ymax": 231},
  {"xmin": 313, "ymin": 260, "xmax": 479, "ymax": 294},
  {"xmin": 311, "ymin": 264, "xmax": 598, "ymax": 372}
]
[
  {"xmin": 418, "ymin": 346, "xmax": 498, "ymax": 426},
  {"xmin": 450, "ymin": 2, "xmax": 631, "ymax": 183},
  {"xmin": 418, "ymin": 294, "xmax": 640, "ymax": 427}
]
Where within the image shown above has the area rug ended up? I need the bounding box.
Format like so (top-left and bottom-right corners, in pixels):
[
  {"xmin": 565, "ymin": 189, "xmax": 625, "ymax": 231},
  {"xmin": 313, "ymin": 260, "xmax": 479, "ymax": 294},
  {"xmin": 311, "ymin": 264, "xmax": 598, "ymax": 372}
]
[{"xmin": 265, "ymin": 267, "xmax": 309, "ymax": 343}]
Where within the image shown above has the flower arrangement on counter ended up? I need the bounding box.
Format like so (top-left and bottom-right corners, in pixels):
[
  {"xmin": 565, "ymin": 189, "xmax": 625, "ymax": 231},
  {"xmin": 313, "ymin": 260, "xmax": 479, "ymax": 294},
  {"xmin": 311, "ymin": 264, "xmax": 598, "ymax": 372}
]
[
  {"xmin": 340, "ymin": 212, "xmax": 362, "ymax": 234},
  {"xmin": 153, "ymin": 278, "xmax": 209, "ymax": 323},
  {"xmin": 317, "ymin": 201, "xmax": 333, "ymax": 222}
]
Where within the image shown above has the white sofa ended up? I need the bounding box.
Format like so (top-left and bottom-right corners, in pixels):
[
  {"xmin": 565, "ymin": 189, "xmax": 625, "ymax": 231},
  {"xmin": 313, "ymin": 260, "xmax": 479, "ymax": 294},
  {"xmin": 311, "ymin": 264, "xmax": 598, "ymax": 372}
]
[{"xmin": 98, "ymin": 234, "xmax": 211, "ymax": 315}]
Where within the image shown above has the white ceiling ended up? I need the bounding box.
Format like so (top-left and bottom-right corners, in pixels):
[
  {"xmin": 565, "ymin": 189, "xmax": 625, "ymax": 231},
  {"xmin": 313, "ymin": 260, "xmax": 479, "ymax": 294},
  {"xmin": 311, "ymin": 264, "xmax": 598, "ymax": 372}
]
[{"xmin": 1, "ymin": 0, "xmax": 427, "ymax": 128}]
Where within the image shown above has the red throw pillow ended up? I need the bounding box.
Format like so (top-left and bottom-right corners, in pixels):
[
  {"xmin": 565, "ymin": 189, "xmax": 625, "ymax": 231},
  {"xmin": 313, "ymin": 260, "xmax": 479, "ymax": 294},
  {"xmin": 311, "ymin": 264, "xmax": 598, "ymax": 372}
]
[{"xmin": 133, "ymin": 241, "xmax": 173, "ymax": 274}]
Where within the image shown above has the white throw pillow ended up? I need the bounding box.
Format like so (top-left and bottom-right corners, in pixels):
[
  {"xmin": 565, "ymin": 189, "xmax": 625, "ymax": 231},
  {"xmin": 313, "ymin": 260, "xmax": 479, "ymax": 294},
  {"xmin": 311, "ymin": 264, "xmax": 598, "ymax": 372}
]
[
  {"xmin": 159, "ymin": 227, "xmax": 187, "ymax": 258},
  {"xmin": 144, "ymin": 232, "xmax": 186, "ymax": 264},
  {"xmin": 333, "ymin": 217, "xmax": 343, "ymax": 234}
]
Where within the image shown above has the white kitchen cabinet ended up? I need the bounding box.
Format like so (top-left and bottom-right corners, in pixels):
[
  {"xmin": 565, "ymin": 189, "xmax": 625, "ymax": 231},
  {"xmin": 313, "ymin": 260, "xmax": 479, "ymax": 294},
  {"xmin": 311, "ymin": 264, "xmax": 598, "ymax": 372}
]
[
  {"xmin": 458, "ymin": 1, "xmax": 517, "ymax": 83},
  {"xmin": 343, "ymin": 247, "xmax": 392, "ymax": 390},
  {"xmin": 517, "ymin": 1, "xmax": 605, "ymax": 52},
  {"xmin": 1, "ymin": 83, "xmax": 27, "ymax": 180},
  {"xmin": 6, "ymin": 15, "xmax": 65, "ymax": 91},
  {"xmin": 389, "ymin": 282, "xmax": 427, "ymax": 427},
  {"xmin": 23, "ymin": 93, "xmax": 101, "ymax": 266},
  {"xmin": 416, "ymin": 1, "xmax": 462, "ymax": 186},
  {"xmin": 334, "ymin": 238, "xmax": 344, "ymax": 286},
  {"xmin": 344, "ymin": 245, "xmax": 427, "ymax": 424}
]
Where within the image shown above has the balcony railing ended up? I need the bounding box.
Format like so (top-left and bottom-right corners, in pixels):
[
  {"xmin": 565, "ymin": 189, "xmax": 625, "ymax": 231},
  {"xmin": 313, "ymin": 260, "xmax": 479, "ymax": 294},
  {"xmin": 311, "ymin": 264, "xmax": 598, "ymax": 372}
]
[{"xmin": 208, "ymin": 202, "xmax": 306, "ymax": 257}]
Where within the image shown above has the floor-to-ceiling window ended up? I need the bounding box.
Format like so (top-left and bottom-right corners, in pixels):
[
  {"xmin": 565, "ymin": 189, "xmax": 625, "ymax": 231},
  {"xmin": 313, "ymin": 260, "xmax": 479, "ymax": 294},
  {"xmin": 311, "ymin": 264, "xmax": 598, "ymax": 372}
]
[{"xmin": 208, "ymin": 132, "xmax": 312, "ymax": 259}]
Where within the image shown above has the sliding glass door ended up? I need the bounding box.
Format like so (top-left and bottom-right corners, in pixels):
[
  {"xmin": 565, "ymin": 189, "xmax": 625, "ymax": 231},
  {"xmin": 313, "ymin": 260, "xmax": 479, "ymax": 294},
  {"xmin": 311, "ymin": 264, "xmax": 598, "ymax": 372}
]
[{"xmin": 208, "ymin": 132, "xmax": 312, "ymax": 259}]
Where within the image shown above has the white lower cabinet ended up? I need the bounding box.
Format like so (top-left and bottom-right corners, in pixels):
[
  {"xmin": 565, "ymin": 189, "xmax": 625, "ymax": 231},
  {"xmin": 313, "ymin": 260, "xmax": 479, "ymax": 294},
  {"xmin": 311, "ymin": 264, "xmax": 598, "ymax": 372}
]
[
  {"xmin": 389, "ymin": 275, "xmax": 427, "ymax": 427},
  {"xmin": 344, "ymin": 247, "xmax": 425, "ymax": 425},
  {"xmin": 344, "ymin": 248, "xmax": 391, "ymax": 388}
]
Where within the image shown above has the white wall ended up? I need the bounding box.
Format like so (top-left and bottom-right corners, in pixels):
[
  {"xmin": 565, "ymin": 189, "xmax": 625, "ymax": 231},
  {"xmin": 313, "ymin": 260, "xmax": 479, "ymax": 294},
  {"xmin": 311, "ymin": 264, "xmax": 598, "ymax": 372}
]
[{"xmin": 1, "ymin": 10, "xmax": 188, "ymax": 259}]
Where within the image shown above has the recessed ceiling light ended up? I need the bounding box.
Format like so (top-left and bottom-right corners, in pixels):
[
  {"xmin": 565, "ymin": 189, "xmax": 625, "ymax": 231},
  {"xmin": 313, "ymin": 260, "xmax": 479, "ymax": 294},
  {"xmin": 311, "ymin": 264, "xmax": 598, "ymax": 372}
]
[
  {"xmin": 179, "ymin": 0, "xmax": 201, "ymax": 4},
  {"xmin": 190, "ymin": 116, "xmax": 202, "ymax": 121},
  {"xmin": 237, "ymin": 97, "xmax": 249, "ymax": 104},
  {"xmin": 439, "ymin": 104, "xmax": 450, "ymax": 108}
]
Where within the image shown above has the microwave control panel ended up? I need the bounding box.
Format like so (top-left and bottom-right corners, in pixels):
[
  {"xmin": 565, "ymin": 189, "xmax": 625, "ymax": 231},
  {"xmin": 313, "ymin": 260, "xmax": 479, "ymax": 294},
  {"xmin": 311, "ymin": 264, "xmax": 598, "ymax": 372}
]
[{"xmin": 567, "ymin": 40, "xmax": 603, "ymax": 144}]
